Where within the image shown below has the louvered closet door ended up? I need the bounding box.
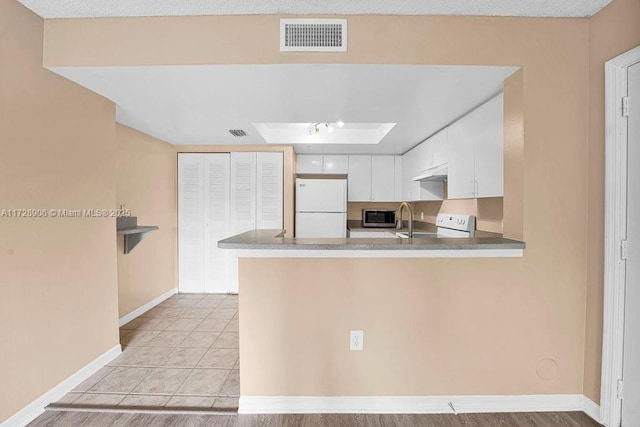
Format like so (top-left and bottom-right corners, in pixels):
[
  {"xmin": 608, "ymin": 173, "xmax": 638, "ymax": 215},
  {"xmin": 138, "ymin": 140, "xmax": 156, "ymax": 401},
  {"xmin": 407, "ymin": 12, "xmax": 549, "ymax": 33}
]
[
  {"xmin": 203, "ymin": 154, "xmax": 231, "ymax": 293},
  {"xmin": 257, "ymin": 152, "xmax": 283, "ymax": 229},
  {"xmin": 228, "ymin": 153, "xmax": 256, "ymax": 294},
  {"xmin": 178, "ymin": 153, "xmax": 205, "ymax": 293},
  {"xmin": 230, "ymin": 152, "xmax": 257, "ymax": 235}
]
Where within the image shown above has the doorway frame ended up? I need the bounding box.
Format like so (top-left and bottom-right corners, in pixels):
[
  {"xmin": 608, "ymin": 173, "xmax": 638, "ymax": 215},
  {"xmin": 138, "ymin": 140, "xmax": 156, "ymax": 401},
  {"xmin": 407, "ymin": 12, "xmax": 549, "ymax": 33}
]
[{"xmin": 602, "ymin": 44, "xmax": 640, "ymax": 427}]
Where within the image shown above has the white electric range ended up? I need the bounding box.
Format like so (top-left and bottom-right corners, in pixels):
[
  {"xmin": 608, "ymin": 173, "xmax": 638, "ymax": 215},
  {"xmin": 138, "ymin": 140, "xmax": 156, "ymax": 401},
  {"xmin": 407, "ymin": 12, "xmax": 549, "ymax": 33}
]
[{"xmin": 397, "ymin": 213, "xmax": 476, "ymax": 238}]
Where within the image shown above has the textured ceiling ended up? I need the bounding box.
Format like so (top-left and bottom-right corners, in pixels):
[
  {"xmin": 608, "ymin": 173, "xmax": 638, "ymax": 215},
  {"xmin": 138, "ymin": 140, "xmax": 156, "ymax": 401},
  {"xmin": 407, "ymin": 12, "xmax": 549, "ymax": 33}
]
[{"xmin": 17, "ymin": 0, "xmax": 611, "ymax": 19}]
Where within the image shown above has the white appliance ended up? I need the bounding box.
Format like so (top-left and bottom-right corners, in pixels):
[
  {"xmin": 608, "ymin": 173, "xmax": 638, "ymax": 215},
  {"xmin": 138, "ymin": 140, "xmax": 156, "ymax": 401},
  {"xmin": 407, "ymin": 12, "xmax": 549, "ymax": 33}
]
[
  {"xmin": 396, "ymin": 213, "xmax": 476, "ymax": 238},
  {"xmin": 296, "ymin": 178, "xmax": 347, "ymax": 237},
  {"xmin": 435, "ymin": 213, "xmax": 476, "ymax": 237}
]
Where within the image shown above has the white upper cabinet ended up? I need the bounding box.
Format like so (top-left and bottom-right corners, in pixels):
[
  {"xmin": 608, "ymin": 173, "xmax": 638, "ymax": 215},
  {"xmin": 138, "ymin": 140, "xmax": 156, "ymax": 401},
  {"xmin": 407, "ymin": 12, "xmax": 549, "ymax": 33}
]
[
  {"xmin": 296, "ymin": 155, "xmax": 323, "ymax": 173},
  {"xmin": 473, "ymin": 94, "xmax": 504, "ymax": 198},
  {"xmin": 348, "ymin": 155, "xmax": 372, "ymax": 201},
  {"xmin": 423, "ymin": 128, "xmax": 448, "ymax": 171},
  {"xmin": 346, "ymin": 155, "xmax": 403, "ymax": 202},
  {"xmin": 371, "ymin": 156, "xmax": 396, "ymax": 201},
  {"xmin": 322, "ymin": 155, "xmax": 349, "ymax": 174},
  {"xmin": 448, "ymin": 115, "xmax": 476, "ymax": 199},
  {"xmin": 297, "ymin": 154, "xmax": 348, "ymax": 174},
  {"xmin": 401, "ymin": 146, "xmax": 444, "ymax": 201},
  {"xmin": 448, "ymin": 93, "xmax": 504, "ymax": 199},
  {"xmin": 394, "ymin": 156, "xmax": 403, "ymax": 201},
  {"xmin": 401, "ymin": 150, "xmax": 418, "ymax": 201}
]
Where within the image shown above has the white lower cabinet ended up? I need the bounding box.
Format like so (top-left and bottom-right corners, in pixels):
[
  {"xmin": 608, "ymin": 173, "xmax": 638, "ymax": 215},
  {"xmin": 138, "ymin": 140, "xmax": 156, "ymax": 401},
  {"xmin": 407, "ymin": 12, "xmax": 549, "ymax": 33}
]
[{"xmin": 178, "ymin": 152, "xmax": 283, "ymax": 293}]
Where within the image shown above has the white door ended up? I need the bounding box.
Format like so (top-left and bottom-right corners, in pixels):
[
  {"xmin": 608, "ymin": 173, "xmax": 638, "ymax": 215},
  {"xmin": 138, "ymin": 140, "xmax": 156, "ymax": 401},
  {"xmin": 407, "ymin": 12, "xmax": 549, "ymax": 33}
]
[
  {"xmin": 348, "ymin": 155, "xmax": 372, "ymax": 201},
  {"xmin": 203, "ymin": 154, "xmax": 231, "ymax": 293},
  {"xmin": 178, "ymin": 153, "xmax": 205, "ymax": 293},
  {"xmin": 296, "ymin": 212, "xmax": 347, "ymax": 238},
  {"xmin": 622, "ymin": 61, "xmax": 640, "ymax": 426},
  {"xmin": 230, "ymin": 152, "xmax": 257, "ymax": 235},
  {"xmin": 256, "ymin": 152, "xmax": 283, "ymax": 229},
  {"xmin": 371, "ymin": 156, "xmax": 395, "ymax": 201},
  {"xmin": 296, "ymin": 179, "xmax": 347, "ymax": 213}
]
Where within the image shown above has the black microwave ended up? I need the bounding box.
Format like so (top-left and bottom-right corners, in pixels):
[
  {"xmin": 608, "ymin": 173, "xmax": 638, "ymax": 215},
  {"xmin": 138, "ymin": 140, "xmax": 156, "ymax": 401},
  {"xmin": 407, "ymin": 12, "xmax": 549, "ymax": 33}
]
[{"xmin": 362, "ymin": 209, "xmax": 396, "ymax": 228}]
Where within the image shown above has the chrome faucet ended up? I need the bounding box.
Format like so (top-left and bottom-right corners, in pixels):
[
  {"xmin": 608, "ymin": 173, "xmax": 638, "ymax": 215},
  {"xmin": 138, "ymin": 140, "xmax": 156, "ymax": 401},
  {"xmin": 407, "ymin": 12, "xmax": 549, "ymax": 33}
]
[{"xmin": 396, "ymin": 201, "xmax": 414, "ymax": 238}]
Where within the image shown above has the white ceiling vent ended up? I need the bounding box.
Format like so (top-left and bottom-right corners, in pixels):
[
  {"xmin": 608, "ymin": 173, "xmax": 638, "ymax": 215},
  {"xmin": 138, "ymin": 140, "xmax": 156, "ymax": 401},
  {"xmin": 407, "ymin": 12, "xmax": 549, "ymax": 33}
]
[{"xmin": 280, "ymin": 19, "xmax": 347, "ymax": 52}]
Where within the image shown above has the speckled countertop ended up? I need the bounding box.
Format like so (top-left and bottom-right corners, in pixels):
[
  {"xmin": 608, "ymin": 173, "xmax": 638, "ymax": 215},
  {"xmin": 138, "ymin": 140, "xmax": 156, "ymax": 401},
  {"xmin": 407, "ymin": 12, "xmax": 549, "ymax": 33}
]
[{"xmin": 218, "ymin": 229, "xmax": 525, "ymax": 251}]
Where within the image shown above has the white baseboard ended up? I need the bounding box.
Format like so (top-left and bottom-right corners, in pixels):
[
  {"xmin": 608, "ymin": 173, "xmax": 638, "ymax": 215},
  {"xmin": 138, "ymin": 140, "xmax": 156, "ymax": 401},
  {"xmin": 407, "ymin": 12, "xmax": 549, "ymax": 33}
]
[
  {"xmin": 239, "ymin": 394, "xmax": 585, "ymax": 415},
  {"xmin": 1, "ymin": 344, "xmax": 121, "ymax": 427},
  {"xmin": 582, "ymin": 396, "xmax": 601, "ymax": 424},
  {"xmin": 118, "ymin": 288, "xmax": 177, "ymax": 327}
]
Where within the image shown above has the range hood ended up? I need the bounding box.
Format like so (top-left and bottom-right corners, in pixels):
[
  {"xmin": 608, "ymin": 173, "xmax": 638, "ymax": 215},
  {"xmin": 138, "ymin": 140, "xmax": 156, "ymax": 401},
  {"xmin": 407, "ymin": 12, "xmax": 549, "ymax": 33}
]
[{"xmin": 412, "ymin": 163, "xmax": 448, "ymax": 182}]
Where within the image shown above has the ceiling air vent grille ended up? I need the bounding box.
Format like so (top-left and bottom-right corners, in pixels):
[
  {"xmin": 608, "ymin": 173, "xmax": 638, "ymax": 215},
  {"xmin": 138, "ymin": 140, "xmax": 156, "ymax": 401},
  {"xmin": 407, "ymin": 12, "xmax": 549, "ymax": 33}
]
[
  {"xmin": 229, "ymin": 129, "xmax": 247, "ymax": 137},
  {"xmin": 280, "ymin": 19, "xmax": 347, "ymax": 52}
]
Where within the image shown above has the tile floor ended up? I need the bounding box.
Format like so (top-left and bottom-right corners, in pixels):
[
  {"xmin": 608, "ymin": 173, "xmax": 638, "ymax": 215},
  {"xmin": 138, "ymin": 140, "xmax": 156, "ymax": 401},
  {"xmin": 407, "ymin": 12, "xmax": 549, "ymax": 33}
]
[{"xmin": 53, "ymin": 293, "xmax": 239, "ymax": 411}]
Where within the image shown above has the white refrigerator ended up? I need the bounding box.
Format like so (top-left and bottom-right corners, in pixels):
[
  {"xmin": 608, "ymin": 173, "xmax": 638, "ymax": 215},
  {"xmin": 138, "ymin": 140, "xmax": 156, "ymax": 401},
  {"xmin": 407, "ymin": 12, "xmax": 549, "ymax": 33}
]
[{"xmin": 296, "ymin": 178, "xmax": 347, "ymax": 238}]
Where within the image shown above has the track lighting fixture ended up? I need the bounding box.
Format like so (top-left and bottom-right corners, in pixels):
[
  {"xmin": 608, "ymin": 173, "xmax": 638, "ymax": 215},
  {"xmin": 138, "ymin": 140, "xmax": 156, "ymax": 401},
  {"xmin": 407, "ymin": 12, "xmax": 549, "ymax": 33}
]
[{"xmin": 308, "ymin": 121, "xmax": 345, "ymax": 136}]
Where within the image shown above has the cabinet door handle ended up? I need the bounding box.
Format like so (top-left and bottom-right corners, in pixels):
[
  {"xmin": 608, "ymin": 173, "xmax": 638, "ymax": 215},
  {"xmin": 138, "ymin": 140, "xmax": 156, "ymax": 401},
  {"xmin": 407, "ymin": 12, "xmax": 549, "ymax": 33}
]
[
  {"xmin": 474, "ymin": 180, "xmax": 479, "ymax": 195},
  {"xmin": 469, "ymin": 181, "xmax": 475, "ymax": 196}
]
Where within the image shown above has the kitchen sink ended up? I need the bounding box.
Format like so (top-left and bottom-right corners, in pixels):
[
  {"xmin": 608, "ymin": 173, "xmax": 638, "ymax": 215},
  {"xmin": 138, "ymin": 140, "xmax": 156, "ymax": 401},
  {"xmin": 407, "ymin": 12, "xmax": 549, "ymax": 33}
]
[{"xmin": 395, "ymin": 232, "xmax": 439, "ymax": 239}]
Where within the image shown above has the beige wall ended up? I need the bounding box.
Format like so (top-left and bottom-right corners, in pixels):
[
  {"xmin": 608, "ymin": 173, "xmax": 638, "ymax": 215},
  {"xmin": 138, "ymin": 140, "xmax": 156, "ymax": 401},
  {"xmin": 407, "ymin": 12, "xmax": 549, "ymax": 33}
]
[
  {"xmin": 17, "ymin": 0, "xmax": 637, "ymax": 407},
  {"xmin": 414, "ymin": 198, "xmax": 504, "ymax": 234},
  {"xmin": 241, "ymin": 256, "xmax": 576, "ymax": 396},
  {"xmin": 116, "ymin": 124, "xmax": 177, "ymax": 317},
  {"xmin": 0, "ymin": 0, "xmax": 119, "ymax": 422},
  {"xmin": 41, "ymin": 12, "xmax": 593, "ymax": 399},
  {"xmin": 585, "ymin": 0, "xmax": 640, "ymax": 403},
  {"xmin": 176, "ymin": 145, "xmax": 296, "ymax": 238}
]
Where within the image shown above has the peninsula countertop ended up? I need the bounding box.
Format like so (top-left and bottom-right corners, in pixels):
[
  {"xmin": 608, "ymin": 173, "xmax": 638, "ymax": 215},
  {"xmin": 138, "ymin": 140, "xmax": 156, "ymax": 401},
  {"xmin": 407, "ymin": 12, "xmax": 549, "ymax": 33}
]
[{"xmin": 218, "ymin": 229, "xmax": 525, "ymax": 258}]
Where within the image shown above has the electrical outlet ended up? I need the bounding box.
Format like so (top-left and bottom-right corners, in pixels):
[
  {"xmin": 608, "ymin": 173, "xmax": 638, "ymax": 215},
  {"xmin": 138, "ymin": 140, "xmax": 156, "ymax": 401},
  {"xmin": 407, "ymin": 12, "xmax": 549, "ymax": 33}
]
[
  {"xmin": 350, "ymin": 330, "xmax": 364, "ymax": 351},
  {"xmin": 420, "ymin": 212, "xmax": 424, "ymax": 220}
]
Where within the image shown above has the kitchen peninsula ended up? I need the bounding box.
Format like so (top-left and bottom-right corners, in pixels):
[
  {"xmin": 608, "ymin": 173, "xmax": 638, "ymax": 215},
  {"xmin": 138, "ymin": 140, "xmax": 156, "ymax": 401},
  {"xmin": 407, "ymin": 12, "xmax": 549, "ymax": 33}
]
[{"xmin": 218, "ymin": 226, "xmax": 526, "ymax": 414}]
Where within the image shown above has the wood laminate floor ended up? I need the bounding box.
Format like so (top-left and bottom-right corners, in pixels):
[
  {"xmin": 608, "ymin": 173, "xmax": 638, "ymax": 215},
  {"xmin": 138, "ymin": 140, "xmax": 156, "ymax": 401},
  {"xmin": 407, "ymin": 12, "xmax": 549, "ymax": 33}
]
[{"xmin": 29, "ymin": 410, "xmax": 601, "ymax": 426}]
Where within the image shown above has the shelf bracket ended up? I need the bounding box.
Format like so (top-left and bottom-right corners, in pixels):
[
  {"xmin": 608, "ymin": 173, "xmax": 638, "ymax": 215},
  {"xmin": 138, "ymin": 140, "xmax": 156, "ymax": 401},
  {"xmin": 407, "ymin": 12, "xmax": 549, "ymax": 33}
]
[
  {"xmin": 116, "ymin": 216, "xmax": 159, "ymax": 254},
  {"xmin": 123, "ymin": 231, "xmax": 149, "ymax": 254}
]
